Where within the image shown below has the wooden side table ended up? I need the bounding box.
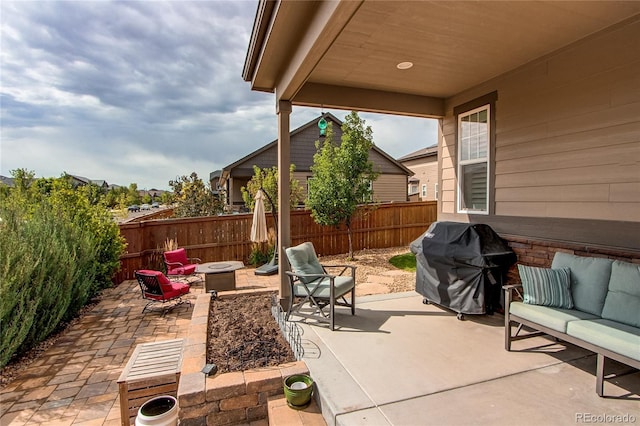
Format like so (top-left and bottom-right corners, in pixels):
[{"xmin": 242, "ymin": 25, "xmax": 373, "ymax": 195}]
[{"xmin": 117, "ymin": 338, "xmax": 184, "ymax": 426}]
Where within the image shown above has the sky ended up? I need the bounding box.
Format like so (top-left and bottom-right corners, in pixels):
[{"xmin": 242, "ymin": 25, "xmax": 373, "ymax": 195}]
[{"xmin": 1, "ymin": 0, "xmax": 438, "ymax": 190}]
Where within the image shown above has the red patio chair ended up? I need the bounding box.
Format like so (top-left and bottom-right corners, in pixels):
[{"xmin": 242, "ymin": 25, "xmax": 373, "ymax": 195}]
[
  {"xmin": 134, "ymin": 270, "xmax": 191, "ymax": 314},
  {"xmin": 163, "ymin": 248, "xmax": 201, "ymax": 281}
]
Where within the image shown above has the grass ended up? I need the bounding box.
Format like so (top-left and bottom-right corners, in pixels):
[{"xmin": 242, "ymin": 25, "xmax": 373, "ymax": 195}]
[{"xmin": 389, "ymin": 252, "xmax": 416, "ymax": 272}]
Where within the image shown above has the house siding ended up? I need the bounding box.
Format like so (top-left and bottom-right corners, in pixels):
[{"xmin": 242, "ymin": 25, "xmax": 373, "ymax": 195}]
[
  {"xmin": 226, "ymin": 114, "xmax": 411, "ymax": 206},
  {"xmin": 402, "ymin": 156, "xmax": 438, "ymax": 201},
  {"xmin": 229, "ymin": 177, "xmax": 250, "ymax": 206},
  {"xmin": 439, "ymin": 17, "xmax": 640, "ymax": 249},
  {"xmin": 232, "ymin": 117, "xmax": 341, "ymax": 174},
  {"xmin": 294, "ymin": 171, "xmax": 312, "ymax": 200},
  {"xmin": 296, "ymin": 172, "xmax": 407, "ymax": 203},
  {"xmin": 373, "ymin": 175, "xmax": 409, "ymax": 202}
]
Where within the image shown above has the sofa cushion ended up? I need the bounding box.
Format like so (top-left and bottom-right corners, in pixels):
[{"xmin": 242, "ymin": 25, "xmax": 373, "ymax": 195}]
[
  {"xmin": 510, "ymin": 302, "xmax": 598, "ymax": 333},
  {"xmin": 518, "ymin": 264, "xmax": 573, "ymax": 308},
  {"xmin": 601, "ymin": 260, "xmax": 640, "ymax": 328},
  {"xmin": 286, "ymin": 242, "xmax": 325, "ymax": 284},
  {"xmin": 551, "ymin": 252, "xmax": 613, "ymax": 316},
  {"xmin": 293, "ymin": 276, "xmax": 354, "ymax": 299},
  {"xmin": 566, "ymin": 319, "xmax": 640, "ymax": 362},
  {"xmin": 146, "ymin": 282, "xmax": 190, "ymax": 300}
]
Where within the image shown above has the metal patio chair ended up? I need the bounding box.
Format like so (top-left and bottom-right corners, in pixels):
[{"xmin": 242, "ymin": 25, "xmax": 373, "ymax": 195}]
[
  {"xmin": 134, "ymin": 270, "xmax": 191, "ymax": 314},
  {"xmin": 163, "ymin": 247, "xmax": 201, "ymax": 282},
  {"xmin": 284, "ymin": 242, "xmax": 356, "ymax": 330}
]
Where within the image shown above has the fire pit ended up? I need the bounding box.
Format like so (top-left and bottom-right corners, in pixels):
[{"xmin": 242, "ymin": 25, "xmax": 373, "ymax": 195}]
[{"xmin": 196, "ymin": 261, "xmax": 244, "ymax": 292}]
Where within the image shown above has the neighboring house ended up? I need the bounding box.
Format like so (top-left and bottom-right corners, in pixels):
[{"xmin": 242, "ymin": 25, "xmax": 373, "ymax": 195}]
[
  {"xmin": 139, "ymin": 189, "xmax": 169, "ymax": 200},
  {"xmin": 91, "ymin": 180, "xmax": 109, "ymax": 189},
  {"xmin": 242, "ymin": 1, "xmax": 640, "ymax": 264},
  {"xmin": 67, "ymin": 174, "xmax": 109, "ymax": 190},
  {"xmin": 215, "ymin": 113, "xmax": 413, "ymax": 210},
  {"xmin": 0, "ymin": 174, "xmax": 114, "ymax": 190},
  {"xmin": 398, "ymin": 145, "xmax": 438, "ymax": 202},
  {"xmin": 209, "ymin": 170, "xmax": 224, "ymax": 197},
  {"xmin": 0, "ymin": 176, "xmax": 15, "ymax": 188}
]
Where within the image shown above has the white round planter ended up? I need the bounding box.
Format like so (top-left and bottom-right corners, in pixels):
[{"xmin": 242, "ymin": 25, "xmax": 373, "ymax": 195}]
[{"xmin": 135, "ymin": 396, "xmax": 178, "ymax": 426}]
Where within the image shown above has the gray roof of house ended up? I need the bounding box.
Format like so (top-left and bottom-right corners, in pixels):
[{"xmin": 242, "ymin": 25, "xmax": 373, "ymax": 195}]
[
  {"xmin": 397, "ymin": 144, "xmax": 438, "ymax": 162},
  {"xmin": 219, "ymin": 113, "xmax": 412, "ymax": 179}
]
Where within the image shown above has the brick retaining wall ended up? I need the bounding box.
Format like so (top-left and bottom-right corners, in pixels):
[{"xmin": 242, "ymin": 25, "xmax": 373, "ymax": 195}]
[
  {"xmin": 177, "ymin": 290, "xmax": 308, "ymax": 426},
  {"xmin": 502, "ymin": 234, "xmax": 640, "ymax": 284}
]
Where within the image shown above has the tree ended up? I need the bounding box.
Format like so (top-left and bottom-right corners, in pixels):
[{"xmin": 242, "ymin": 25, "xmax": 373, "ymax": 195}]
[
  {"xmin": 160, "ymin": 191, "xmax": 174, "ymax": 206},
  {"xmin": 169, "ymin": 172, "xmax": 224, "ymax": 218},
  {"xmin": 241, "ymin": 165, "xmax": 304, "ymax": 212},
  {"xmin": 306, "ymin": 111, "xmax": 379, "ymax": 259},
  {"xmin": 126, "ymin": 183, "xmax": 141, "ymax": 206},
  {"xmin": 0, "ymin": 169, "xmax": 125, "ymax": 367}
]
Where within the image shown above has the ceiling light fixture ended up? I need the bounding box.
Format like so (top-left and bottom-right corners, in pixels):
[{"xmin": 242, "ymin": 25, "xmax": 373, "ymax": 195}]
[{"xmin": 396, "ymin": 61, "xmax": 413, "ymax": 70}]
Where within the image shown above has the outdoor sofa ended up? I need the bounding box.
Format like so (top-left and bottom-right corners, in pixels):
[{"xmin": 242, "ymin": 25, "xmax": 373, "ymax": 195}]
[{"xmin": 504, "ymin": 252, "xmax": 640, "ymax": 396}]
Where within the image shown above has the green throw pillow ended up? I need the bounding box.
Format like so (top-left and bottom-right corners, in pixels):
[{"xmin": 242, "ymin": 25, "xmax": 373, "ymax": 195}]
[{"xmin": 518, "ymin": 264, "xmax": 574, "ymax": 309}]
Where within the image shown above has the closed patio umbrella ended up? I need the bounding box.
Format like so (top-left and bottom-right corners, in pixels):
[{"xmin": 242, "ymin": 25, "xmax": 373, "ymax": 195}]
[
  {"xmin": 252, "ymin": 189, "xmax": 279, "ymax": 276},
  {"xmin": 250, "ymin": 189, "xmax": 268, "ymax": 243}
]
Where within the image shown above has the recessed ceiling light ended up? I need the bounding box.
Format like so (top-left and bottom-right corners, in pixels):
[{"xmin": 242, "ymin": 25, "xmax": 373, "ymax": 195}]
[{"xmin": 396, "ymin": 61, "xmax": 413, "ymax": 70}]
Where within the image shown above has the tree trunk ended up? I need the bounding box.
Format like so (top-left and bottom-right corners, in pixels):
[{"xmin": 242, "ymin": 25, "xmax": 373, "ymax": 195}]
[{"xmin": 346, "ymin": 223, "xmax": 353, "ymax": 260}]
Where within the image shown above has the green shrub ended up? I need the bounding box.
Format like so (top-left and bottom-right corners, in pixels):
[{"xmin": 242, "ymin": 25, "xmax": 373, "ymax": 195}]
[
  {"xmin": 0, "ymin": 171, "xmax": 125, "ymax": 368},
  {"xmin": 248, "ymin": 242, "xmax": 274, "ymax": 266}
]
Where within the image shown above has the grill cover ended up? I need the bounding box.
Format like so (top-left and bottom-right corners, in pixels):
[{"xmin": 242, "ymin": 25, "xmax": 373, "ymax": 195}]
[{"xmin": 410, "ymin": 221, "xmax": 516, "ymax": 315}]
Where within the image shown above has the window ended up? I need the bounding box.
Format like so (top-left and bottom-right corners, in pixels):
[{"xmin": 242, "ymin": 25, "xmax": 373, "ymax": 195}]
[
  {"xmin": 457, "ymin": 105, "xmax": 489, "ymax": 214},
  {"xmin": 421, "ymin": 184, "xmax": 427, "ymax": 198},
  {"xmin": 409, "ymin": 183, "xmax": 418, "ymax": 195},
  {"xmin": 434, "ymin": 183, "xmax": 439, "ymax": 201},
  {"xmin": 307, "ymin": 177, "xmax": 315, "ymax": 196},
  {"xmin": 362, "ymin": 180, "xmax": 373, "ymax": 203}
]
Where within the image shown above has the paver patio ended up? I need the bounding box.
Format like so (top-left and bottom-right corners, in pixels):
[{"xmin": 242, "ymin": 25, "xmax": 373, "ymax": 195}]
[{"xmin": 0, "ymin": 271, "xmax": 278, "ymax": 425}]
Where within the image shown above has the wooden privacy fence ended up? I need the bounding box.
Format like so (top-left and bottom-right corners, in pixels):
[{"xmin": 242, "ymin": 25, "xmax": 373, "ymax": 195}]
[{"xmin": 115, "ymin": 201, "xmax": 437, "ymax": 283}]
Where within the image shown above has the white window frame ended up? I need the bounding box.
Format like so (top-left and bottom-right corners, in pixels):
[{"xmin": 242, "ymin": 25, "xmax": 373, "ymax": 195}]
[
  {"xmin": 457, "ymin": 104, "xmax": 490, "ymax": 215},
  {"xmin": 434, "ymin": 183, "xmax": 439, "ymax": 201},
  {"xmin": 362, "ymin": 179, "xmax": 373, "ymax": 203},
  {"xmin": 307, "ymin": 177, "xmax": 315, "ymax": 196},
  {"xmin": 421, "ymin": 184, "xmax": 427, "ymax": 198}
]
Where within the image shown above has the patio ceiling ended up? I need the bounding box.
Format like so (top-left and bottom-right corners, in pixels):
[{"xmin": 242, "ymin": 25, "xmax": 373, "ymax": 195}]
[{"xmin": 243, "ymin": 1, "xmax": 640, "ymax": 117}]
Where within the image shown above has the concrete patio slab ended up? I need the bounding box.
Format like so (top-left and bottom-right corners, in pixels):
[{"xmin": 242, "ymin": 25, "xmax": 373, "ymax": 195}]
[
  {"xmin": 294, "ymin": 292, "xmax": 640, "ymax": 426},
  {"xmin": 372, "ymin": 356, "xmax": 640, "ymax": 426}
]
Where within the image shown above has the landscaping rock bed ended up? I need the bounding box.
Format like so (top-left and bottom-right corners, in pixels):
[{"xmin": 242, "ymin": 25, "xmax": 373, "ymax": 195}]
[{"xmin": 320, "ymin": 246, "xmax": 415, "ymax": 293}]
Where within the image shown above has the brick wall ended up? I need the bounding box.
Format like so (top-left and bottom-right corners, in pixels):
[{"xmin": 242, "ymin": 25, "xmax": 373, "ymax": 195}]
[
  {"xmin": 177, "ymin": 291, "xmax": 309, "ymax": 426},
  {"xmin": 502, "ymin": 234, "xmax": 640, "ymax": 284}
]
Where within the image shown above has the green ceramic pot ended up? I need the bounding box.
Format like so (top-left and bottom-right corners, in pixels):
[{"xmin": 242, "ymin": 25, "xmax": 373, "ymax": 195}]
[{"xmin": 283, "ymin": 374, "xmax": 314, "ymax": 409}]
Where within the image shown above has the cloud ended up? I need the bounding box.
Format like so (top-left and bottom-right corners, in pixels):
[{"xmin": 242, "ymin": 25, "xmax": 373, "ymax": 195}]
[{"xmin": 0, "ymin": 1, "xmax": 437, "ymax": 189}]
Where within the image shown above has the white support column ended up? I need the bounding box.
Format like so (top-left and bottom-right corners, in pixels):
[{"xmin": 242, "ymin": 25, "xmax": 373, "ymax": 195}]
[{"xmin": 277, "ymin": 100, "xmax": 292, "ymax": 306}]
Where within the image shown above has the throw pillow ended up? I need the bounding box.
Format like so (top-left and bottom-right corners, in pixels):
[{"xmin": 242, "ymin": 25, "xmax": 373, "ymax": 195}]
[
  {"xmin": 285, "ymin": 242, "xmax": 325, "ymax": 284},
  {"xmin": 518, "ymin": 264, "xmax": 573, "ymax": 309}
]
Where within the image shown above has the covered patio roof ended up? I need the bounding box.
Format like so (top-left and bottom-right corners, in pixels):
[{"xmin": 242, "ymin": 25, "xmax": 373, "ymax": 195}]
[
  {"xmin": 243, "ymin": 1, "xmax": 640, "ymax": 116},
  {"xmin": 242, "ymin": 1, "xmax": 640, "ymax": 302}
]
